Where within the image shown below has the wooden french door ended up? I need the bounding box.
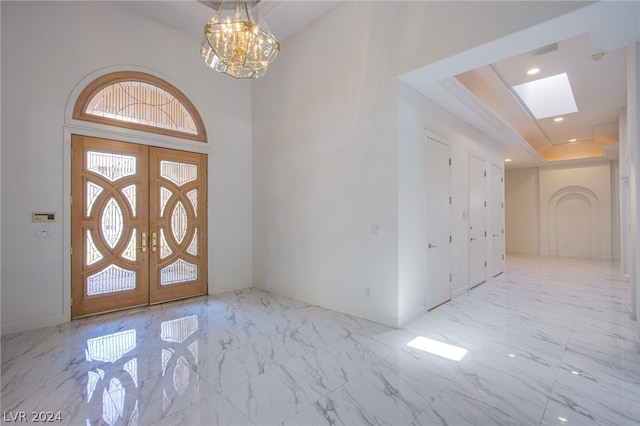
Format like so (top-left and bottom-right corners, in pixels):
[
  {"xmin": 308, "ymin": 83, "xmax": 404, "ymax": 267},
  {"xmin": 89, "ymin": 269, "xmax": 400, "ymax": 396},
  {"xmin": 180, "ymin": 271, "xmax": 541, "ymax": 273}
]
[
  {"xmin": 71, "ymin": 135, "xmax": 207, "ymax": 318},
  {"xmin": 149, "ymin": 147, "xmax": 207, "ymax": 304}
]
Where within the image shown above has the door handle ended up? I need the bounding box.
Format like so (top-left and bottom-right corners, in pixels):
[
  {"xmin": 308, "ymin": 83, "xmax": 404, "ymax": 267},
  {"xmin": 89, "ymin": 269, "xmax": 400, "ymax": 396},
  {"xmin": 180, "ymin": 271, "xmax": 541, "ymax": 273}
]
[
  {"xmin": 151, "ymin": 231, "xmax": 157, "ymax": 253},
  {"xmin": 470, "ymin": 237, "xmax": 477, "ymax": 241},
  {"xmin": 137, "ymin": 232, "xmax": 147, "ymax": 253},
  {"xmin": 428, "ymin": 242, "xmax": 437, "ymax": 248}
]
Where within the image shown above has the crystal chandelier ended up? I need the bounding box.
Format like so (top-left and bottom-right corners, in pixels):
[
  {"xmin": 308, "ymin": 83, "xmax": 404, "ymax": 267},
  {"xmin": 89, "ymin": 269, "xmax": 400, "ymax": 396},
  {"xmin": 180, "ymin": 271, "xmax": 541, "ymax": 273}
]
[{"xmin": 200, "ymin": 0, "xmax": 280, "ymax": 79}]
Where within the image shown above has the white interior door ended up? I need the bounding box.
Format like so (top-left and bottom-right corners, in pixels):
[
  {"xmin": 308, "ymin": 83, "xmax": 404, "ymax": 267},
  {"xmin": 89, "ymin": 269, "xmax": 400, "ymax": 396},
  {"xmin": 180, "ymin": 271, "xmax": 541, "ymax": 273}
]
[
  {"xmin": 425, "ymin": 135, "xmax": 451, "ymax": 310},
  {"xmin": 491, "ymin": 164, "xmax": 505, "ymax": 276},
  {"xmin": 469, "ymin": 154, "xmax": 487, "ymax": 288}
]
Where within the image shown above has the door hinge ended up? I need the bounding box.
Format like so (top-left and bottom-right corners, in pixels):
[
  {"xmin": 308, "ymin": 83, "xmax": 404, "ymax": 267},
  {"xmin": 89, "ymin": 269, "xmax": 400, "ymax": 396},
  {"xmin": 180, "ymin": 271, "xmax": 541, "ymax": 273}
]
[
  {"xmin": 70, "ymin": 246, "xmax": 73, "ymax": 256},
  {"xmin": 484, "ymin": 201, "xmax": 487, "ymax": 207},
  {"xmin": 501, "ymin": 177, "xmax": 504, "ymax": 183},
  {"xmin": 502, "ymin": 229, "xmax": 504, "ymax": 234},
  {"xmin": 449, "ymin": 235, "xmax": 452, "ymax": 243},
  {"xmin": 70, "ymin": 195, "xmax": 73, "ymax": 205},
  {"xmin": 70, "ymin": 297, "xmax": 73, "ymax": 306},
  {"xmin": 484, "ymin": 231, "xmax": 487, "ymax": 237},
  {"xmin": 449, "ymin": 273, "xmax": 452, "ymax": 282},
  {"xmin": 484, "ymin": 171, "xmax": 486, "ymax": 177},
  {"xmin": 70, "ymin": 149, "xmax": 73, "ymax": 159},
  {"xmin": 449, "ymin": 196, "xmax": 452, "ymax": 204},
  {"xmin": 501, "ymin": 203, "xmax": 504, "ymax": 208},
  {"xmin": 449, "ymin": 158, "xmax": 451, "ymax": 166},
  {"xmin": 484, "ymin": 261, "xmax": 487, "ymax": 267},
  {"xmin": 502, "ymin": 254, "xmax": 505, "ymax": 260}
]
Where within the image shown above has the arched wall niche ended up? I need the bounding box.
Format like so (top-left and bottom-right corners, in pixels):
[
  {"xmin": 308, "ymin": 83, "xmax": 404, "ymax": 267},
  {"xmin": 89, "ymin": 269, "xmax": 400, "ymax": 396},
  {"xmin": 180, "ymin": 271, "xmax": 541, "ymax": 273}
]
[{"xmin": 548, "ymin": 186, "xmax": 601, "ymax": 258}]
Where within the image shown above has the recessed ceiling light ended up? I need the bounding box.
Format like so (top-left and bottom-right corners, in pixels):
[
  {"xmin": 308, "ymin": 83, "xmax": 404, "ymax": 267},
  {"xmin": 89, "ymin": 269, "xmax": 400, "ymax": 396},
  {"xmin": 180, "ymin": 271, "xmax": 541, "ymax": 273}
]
[
  {"xmin": 554, "ymin": 117, "xmax": 564, "ymax": 122},
  {"xmin": 569, "ymin": 138, "xmax": 577, "ymax": 142},
  {"xmin": 527, "ymin": 67, "xmax": 540, "ymax": 75},
  {"xmin": 512, "ymin": 73, "xmax": 578, "ymax": 119},
  {"xmin": 504, "ymin": 158, "xmax": 512, "ymax": 162}
]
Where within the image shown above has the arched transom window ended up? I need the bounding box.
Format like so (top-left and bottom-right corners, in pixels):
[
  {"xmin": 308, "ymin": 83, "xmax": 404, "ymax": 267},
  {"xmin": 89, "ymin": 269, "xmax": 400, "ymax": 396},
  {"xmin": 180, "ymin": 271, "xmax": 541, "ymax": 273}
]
[{"xmin": 74, "ymin": 71, "xmax": 207, "ymax": 142}]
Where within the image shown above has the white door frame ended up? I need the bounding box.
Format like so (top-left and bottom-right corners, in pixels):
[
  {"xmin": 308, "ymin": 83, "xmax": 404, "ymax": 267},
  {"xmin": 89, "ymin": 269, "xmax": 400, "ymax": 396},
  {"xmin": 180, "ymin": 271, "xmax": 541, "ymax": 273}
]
[
  {"xmin": 425, "ymin": 131, "xmax": 452, "ymax": 310},
  {"xmin": 468, "ymin": 152, "xmax": 487, "ymax": 288},
  {"xmin": 491, "ymin": 162, "xmax": 505, "ymax": 276}
]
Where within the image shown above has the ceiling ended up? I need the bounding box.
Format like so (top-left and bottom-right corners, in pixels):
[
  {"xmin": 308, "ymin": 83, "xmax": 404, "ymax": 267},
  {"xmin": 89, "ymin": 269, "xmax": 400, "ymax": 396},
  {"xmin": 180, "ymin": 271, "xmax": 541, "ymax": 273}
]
[
  {"xmin": 113, "ymin": 0, "xmax": 343, "ymax": 43},
  {"xmin": 456, "ymin": 32, "xmax": 627, "ymax": 164}
]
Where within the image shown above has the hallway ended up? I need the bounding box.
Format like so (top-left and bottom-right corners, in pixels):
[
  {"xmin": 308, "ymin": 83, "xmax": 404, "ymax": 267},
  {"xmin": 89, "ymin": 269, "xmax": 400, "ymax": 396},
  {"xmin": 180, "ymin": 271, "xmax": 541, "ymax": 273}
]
[{"xmin": 1, "ymin": 255, "xmax": 638, "ymax": 425}]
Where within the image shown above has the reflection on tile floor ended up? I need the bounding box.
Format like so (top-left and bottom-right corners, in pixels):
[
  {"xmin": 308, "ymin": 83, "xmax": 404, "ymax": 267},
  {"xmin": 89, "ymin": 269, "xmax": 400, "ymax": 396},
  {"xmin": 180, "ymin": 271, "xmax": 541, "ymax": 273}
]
[{"xmin": 2, "ymin": 255, "xmax": 639, "ymax": 425}]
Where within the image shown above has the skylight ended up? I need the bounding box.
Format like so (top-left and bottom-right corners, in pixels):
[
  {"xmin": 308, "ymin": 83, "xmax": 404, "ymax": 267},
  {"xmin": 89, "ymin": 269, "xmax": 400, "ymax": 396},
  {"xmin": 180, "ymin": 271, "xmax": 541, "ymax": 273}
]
[{"xmin": 512, "ymin": 73, "xmax": 578, "ymax": 119}]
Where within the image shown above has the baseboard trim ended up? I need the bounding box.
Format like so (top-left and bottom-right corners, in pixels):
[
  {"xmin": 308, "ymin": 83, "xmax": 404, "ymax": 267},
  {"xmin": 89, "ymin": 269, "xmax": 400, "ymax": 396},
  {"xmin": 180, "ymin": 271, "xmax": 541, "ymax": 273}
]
[
  {"xmin": 1, "ymin": 314, "xmax": 68, "ymax": 336},
  {"xmin": 210, "ymin": 282, "xmax": 253, "ymax": 295},
  {"xmin": 452, "ymin": 286, "xmax": 468, "ymax": 299},
  {"xmin": 253, "ymin": 280, "xmax": 402, "ymax": 329},
  {"xmin": 398, "ymin": 305, "xmax": 427, "ymax": 328}
]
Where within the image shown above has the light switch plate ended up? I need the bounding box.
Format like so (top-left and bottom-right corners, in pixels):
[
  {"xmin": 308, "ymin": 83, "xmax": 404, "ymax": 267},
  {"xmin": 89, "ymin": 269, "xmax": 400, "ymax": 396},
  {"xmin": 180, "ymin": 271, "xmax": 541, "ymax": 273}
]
[{"xmin": 35, "ymin": 228, "xmax": 52, "ymax": 239}]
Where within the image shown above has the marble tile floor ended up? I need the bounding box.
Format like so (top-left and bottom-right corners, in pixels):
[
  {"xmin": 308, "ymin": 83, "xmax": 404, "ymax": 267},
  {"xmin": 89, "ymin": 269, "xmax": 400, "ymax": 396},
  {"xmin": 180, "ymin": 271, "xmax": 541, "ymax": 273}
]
[{"xmin": 1, "ymin": 255, "xmax": 639, "ymax": 425}]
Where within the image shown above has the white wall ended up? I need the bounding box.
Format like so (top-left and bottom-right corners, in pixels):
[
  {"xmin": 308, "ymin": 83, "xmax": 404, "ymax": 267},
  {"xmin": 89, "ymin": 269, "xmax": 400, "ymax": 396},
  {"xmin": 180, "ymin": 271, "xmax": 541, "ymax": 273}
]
[
  {"xmin": 506, "ymin": 162, "xmax": 614, "ymax": 260},
  {"xmin": 1, "ymin": 1, "xmax": 253, "ymax": 334},
  {"xmin": 252, "ymin": 1, "xmax": 400, "ymax": 326},
  {"xmin": 505, "ymin": 168, "xmax": 540, "ymax": 255},
  {"xmin": 253, "ymin": 1, "xmax": 582, "ymax": 327}
]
